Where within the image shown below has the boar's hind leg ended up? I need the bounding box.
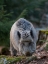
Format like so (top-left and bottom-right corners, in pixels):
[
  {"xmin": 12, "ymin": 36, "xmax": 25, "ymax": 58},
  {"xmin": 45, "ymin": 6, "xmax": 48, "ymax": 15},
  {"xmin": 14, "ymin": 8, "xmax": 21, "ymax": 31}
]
[{"xmin": 10, "ymin": 42, "xmax": 17, "ymax": 56}]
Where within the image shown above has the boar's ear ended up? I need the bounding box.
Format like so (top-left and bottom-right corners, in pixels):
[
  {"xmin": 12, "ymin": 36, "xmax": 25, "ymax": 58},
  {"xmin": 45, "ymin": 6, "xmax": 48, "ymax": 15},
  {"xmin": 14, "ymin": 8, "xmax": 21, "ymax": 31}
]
[
  {"xmin": 17, "ymin": 31, "xmax": 21, "ymax": 38},
  {"xmin": 30, "ymin": 30, "xmax": 34, "ymax": 38}
]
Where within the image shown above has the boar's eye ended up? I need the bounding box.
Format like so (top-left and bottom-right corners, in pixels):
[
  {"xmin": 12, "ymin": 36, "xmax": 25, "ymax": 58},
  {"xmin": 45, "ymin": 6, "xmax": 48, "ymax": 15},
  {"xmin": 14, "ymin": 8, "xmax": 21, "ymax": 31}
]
[
  {"xmin": 17, "ymin": 31, "xmax": 21, "ymax": 38},
  {"xmin": 30, "ymin": 30, "xmax": 34, "ymax": 38}
]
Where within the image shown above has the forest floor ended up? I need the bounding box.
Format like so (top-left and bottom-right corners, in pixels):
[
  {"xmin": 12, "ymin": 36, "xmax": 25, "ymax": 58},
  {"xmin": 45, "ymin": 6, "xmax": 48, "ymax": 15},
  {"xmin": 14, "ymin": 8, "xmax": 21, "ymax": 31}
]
[
  {"xmin": 15, "ymin": 50, "xmax": 48, "ymax": 64},
  {"xmin": 0, "ymin": 46, "xmax": 48, "ymax": 64},
  {"xmin": 0, "ymin": 37, "xmax": 48, "ymax": 64}
]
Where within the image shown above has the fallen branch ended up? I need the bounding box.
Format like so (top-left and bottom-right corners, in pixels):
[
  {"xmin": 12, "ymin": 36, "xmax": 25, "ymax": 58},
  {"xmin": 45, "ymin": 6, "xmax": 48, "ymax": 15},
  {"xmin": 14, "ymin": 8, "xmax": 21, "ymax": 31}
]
[{"xmin": 24, "ymin": 56, "xmax": 37, "ymax": 64}]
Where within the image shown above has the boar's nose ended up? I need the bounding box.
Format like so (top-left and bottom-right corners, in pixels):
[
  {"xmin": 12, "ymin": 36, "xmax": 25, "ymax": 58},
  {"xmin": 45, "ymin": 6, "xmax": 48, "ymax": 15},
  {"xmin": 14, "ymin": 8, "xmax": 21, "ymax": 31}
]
[{"xmin": 26, "ymin": 52, "xmax": 32, "ymax": 56}]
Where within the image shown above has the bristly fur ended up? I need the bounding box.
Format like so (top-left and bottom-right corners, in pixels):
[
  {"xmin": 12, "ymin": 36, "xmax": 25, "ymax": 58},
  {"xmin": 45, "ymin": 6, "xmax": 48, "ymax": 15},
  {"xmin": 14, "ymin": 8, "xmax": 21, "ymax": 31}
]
[{"xmin": 10, "ymin": 18, "xmax": 38, "ymax": 56}]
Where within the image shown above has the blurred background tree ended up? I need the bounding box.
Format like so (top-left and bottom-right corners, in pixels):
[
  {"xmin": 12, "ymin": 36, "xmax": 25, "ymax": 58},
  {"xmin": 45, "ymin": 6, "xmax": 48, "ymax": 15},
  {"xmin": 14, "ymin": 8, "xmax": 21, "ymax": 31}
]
[{"xmin": 0, "ymin": 0, "xmax": 48, "ymax": 47}]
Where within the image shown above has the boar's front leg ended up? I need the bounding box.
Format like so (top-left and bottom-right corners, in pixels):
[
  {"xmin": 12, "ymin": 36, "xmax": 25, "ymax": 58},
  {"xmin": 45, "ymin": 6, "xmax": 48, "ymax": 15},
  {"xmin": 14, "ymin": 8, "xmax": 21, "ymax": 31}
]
[{"xmin": 10, "ymin": 42, "xmax": 17, "ymax": 56}]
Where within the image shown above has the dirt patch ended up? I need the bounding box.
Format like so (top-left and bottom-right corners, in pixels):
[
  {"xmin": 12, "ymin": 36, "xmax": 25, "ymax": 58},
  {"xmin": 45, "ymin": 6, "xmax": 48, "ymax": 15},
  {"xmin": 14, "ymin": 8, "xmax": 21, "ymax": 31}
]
[{"xmin": 15, "ymin": 50, "xmax": 48, "ymax": 64}]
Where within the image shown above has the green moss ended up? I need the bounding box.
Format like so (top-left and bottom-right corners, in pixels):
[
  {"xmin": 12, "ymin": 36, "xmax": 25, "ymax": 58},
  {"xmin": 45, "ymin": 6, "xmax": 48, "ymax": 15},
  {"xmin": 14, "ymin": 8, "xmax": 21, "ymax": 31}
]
[{"xmin": 44, "ymin": 44, "xmax": 48, "ymax": 50}]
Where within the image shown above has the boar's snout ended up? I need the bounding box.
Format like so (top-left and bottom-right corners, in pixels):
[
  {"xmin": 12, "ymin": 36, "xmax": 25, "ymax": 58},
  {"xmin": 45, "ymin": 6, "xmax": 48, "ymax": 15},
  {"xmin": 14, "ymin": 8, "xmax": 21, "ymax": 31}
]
[{"xmin": 25, "ymin": 52, "xmax": 32, "ymax": 56}]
